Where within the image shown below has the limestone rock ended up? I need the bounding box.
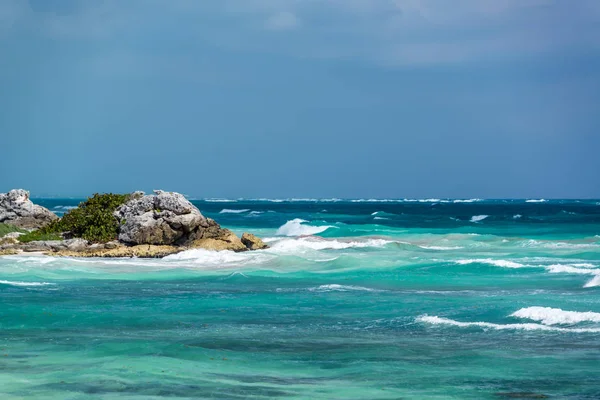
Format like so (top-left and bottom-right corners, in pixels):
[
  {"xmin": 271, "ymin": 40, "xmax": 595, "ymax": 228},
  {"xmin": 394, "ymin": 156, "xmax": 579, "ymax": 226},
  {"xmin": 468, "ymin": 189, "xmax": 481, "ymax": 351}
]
[
  {"xmin": 189, "ymin": 229, "xmax": 247, "ymax": 252},
  {"xmin": 241, "ymin": 233, "xmax": 268, "ymax": 250},
  {"xmin": 0, "ymin": 249, "xmax": 17, "ymax": 256},
  {"xmin": 114, "ymin": 190, "xmax": 207, "ymax": 245},
  {"xmin": 0, "ymin": 189, "xmax": 58, "ymax": 230},
  {"xmin": 54, "ymin": 244, "xmax": 182, "ymax": 258}
]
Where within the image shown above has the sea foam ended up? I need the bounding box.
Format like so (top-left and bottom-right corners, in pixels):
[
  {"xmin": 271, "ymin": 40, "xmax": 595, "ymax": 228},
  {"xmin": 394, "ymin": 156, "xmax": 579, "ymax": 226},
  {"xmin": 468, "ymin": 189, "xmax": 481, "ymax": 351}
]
[
  {"xmin": 268, "ymin": 237, "xmax": 392, "ymax": 252},
  {"xmin": 470, "ymin": 215, "xmax": 489, "ymax": 222},
  {"xmin": 510, "ymin": 307, "xmax": 600, "ymax": 325},
  {"xmin": 417, "ymin": 315, "xmax": 600, "ymax": 333}
]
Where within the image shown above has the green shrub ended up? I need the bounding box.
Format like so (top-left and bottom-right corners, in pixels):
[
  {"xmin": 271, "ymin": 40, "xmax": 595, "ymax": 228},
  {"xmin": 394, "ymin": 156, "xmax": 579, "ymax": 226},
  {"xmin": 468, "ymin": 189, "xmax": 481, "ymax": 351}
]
[
  {"xmin": 18, "ymin": 231, "xmax": 63, "ymax": 243},
  {"xmin": 0, "ymin": 223, "xmax": 27, "ymax": 237},
  {"xmin": 39, "ymin": 193, "xmax": 131, "ymax": 243}
]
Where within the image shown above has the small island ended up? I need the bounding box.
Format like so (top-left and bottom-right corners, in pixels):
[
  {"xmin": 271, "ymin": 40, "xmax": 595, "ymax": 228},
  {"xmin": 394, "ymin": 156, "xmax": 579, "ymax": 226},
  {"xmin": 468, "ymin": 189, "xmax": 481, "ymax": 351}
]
[{"xmin": 0, "ymin": 189, "xmax": 267, "ymax": 258}]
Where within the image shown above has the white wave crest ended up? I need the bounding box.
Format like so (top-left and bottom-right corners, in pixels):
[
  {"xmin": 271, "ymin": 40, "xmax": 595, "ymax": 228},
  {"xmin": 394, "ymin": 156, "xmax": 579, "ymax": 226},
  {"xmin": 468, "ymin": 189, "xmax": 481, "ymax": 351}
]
[
  {"xmin": 276, "ymin": 219, "xmax": 332, "ymax": 236},
  {"xmin": 417, "ymin": 315, "xmax": 600, "ymax": 333},
  {"xmin": 513, "ymin": 214, "xmax": 522, "ymax": 219},
  {"xmin": 470, "ymin": 215, "xmax": 489, "ymax": 222},
  {"xmin": 584, "ymin": 276, "xmax": 600, "ymax": 288},
  {"xmin": 163, "ymin": 249, "xmax": 272, "ymax": 267},
  {"xmin": 456, "ymin": 259, "xmax": 524, "ymax": 268},
  {"xmin": 453, "ymin": 199, "xmax": 482, "ymax": 203},
  {"xmin": 309, "ymin": 284, "xmax": 378, "ymax": 292},
  {"xmin": 374, "ymin": 216, "xmax": 390, "ymax": 220},
  {"xmin": 420, "ymin": 245, "xmax": 464, "ymax": 250},
  {"xmin": 511, "ymin": 307, "xmax": 600, "ymax": 325},
  {"xmin": 204, "ymin": 199, "xmax": 237, "ymax": 202},
  {"xmin": 526, "ymin": 199, "xmax": 547, "ymax": 203},
  {"xmin": 0, "ymin": 280, "xmax": 55, "ymax": 287},
  {"xmin": 219, "ymin": 209, "xmax": 250, "ymax": 214},
  {"xmin": 268, "ymin": 237, "xmax": 392, "ymax": 252}
]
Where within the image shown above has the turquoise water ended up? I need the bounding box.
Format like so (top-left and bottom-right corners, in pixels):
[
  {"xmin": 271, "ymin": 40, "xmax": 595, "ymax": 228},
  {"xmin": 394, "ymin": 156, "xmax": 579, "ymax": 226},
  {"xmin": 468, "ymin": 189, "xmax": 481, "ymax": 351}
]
[{"xmin": 1, "ymin": 199, "xmax": 599, "ymax": 399}]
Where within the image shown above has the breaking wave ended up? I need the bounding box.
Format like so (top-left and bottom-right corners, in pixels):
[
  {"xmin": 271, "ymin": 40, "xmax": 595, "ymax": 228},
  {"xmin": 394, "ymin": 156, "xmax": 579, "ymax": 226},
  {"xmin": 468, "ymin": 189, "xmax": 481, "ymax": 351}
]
[
  {"xmin": 510, "ymin": 307, "xmax": 600, "ymax": 325},
  {"xmin": 417, "ymin": 315, "xmax": 600, "ymax": 333},
  {"xmin": 268, "ymin": 237, "xmax": 393, "ymax": 252},
  {"xmin": 470, "ymin": 215, "xmax": 489, "ymax": 223},
  {"xmin": 0, "ymin": 280, "xmax": 55, "ymax": 287},
  {"xmin": 219, "ymin": 209, "xmax": 250, "ymax": 214},
  {"xmin": 456, "ymin": 259, "xmax": 524, "ymax": 268},
  {"xmin": 276, "ymin": 219, "xmax": 333, "ymax": 236}
]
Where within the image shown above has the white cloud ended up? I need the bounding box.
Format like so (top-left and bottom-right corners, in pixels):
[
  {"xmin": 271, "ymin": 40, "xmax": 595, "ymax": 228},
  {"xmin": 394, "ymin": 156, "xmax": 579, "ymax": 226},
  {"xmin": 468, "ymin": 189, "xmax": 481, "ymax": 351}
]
[{"xmin": 265, "ymin": 11, "xmax": 300, "ymax": 30}]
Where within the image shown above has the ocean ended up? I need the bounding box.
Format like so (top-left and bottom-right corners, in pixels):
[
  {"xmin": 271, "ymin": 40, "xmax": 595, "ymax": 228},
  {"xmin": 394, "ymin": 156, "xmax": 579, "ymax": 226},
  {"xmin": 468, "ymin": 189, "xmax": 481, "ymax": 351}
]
[{"xmin": 1, "ymin": 198, "xmax": 599, "ymax": 399}]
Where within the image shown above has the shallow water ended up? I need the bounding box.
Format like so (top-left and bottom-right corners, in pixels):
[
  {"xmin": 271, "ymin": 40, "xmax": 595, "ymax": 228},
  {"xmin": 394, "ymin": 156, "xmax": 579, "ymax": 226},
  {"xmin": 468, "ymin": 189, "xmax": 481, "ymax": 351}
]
[{"xmin": 1, "ymin": 199, "xmax": 599, "ymax": 399}]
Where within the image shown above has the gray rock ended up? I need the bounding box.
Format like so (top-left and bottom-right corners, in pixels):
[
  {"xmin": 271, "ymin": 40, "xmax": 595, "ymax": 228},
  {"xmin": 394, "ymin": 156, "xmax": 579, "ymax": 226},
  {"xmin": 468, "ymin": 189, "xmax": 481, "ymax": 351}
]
[
  {"xmin": 114, "ymin": 191, "xmax": 208, "ymax": 245},
  {"xmin": 0, "ymin": 189, "xmax": 58, "ymax": 230}
]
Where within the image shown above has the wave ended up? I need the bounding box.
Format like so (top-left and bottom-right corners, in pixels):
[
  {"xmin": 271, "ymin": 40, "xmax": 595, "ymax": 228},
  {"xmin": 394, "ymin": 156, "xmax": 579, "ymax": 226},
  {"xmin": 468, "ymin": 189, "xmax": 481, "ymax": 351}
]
[
  {"xmin": 584, "ymin": 276, "xmax": 600, "ymax": 288},
  {"xmin": 456, "ymin": 259, "xmax": 524, "ymax": 268},
  {"xmin": 276, "ymin": 219, "xmax": 333, "ymax": 236},
  {"xmin": 0, "ymin": 280, "xmax": 55, "ymax": 287},
  {"xmin": 373, "ymin": 216, "xmax": 390, "ymax": 220},
  {"xmin": 308, "ymin": 284, "xmax": 379, "ymax": 292},
  {"xmin": 219, "ymin": 209, "xmax": 250, "ymax": 214},
  {"xmin": 470, "ymin": 215, "xmax": 488, "ymax": 222},
  {"xmin": 419, "ymin": 245, "xmax": 463, "ymax": 250},
  {"xmin": 247, "ymin": 211, "xmax": 264, "ymax": 216},
  {"xmin": 526, "ymin": 199, "xmax": 547, "ymax": 203},
  {"xmin": 513, "ymin": 214, "xmax": 522, "ymax": 219},
  {"xmin": 417, "ymin": 315, "xmax": 600, "ymax": 333},
  {"xmin": 453, "ymin": 199, "xmax": 482, "ymax": 203},
  {"xmin": 163, "ymin": 248, "xmax": 273, "ymax": 267},
  {"xmin": 520, "ymin": 240, "xmax": 600, "ymax": 249},
  {"xmin": 268, "ymin": 237, "xmax": 393, "ymax": 252},
  {"xmin": 510, "ymin": 307, "xmax": 600, "ymax": 325},
  {"xmin": 204, "ymin": 199, "xmax": 237, "ymax": 203},
  {"xmin": 53, "ymin": 205, "xmax": 76, "ymax": 210}
]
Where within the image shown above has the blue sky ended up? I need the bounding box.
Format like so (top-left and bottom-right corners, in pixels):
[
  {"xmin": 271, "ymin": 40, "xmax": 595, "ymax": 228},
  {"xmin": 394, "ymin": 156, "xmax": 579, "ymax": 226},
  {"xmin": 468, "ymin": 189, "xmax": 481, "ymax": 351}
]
[{"xmin": 1, "ymin": 0, "xmax": 599, "ymax": 198}]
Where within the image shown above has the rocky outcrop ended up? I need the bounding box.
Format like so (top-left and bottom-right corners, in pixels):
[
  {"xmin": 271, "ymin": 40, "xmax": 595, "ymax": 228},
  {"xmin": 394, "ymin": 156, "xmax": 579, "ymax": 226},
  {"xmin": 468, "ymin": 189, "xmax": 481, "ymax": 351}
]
[
  {"xmin": 0, "ymin": 189, "xmax": 58, "ymax": 230},
  {"xmin": 0, "ymin": 189, "xmax": 268, "ymax": 258},
  {"xmin": 115, "ymin": 190, "xmax": 208, "ymax": 246},
  {"xmin": 241, "ymin": 233, "xmax": 268, "ymax": 250},
  {"xmin": 114, "ymin": 190, "xmax": 264, "ymax": 252}
]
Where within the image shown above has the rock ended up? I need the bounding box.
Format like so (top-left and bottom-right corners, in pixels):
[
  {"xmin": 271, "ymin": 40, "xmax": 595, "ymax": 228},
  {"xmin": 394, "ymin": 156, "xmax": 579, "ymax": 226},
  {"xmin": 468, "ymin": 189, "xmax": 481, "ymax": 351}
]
[
  {"xmin": 0, "ymin": 189, "xmax": 58, "ymax": 230},
  {"xmin": 104, "ymin": 241, "xmax": 120, "ymax": 249},
  {"xmin": 54, "ymin": 245, "xmax": 182, "ymax": 258},
  {"xmin": 114, "ymin": 191, "xmax": 208, "ymax": 246},
  {"xmin": 0, "ymin": 249, "xmax": 18, "ymax": 256},
  {"xmin": 190, "ymin": 229, "xmax": 247, "ymax": 252},
  {"xmin": 0, "ymin": 232, "xmax": 22, "ymax": 245},
  {"xmin": 241, "ymin": 233, "xmax": 268, "ymax": 250}
]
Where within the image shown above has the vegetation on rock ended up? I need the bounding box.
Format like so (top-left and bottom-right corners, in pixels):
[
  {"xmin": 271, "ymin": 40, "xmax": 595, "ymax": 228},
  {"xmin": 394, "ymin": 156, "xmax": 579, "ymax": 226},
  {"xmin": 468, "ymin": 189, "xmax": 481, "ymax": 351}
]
[
  {"xmin": 0, "ymin": 223, "xmax": 27, "ymax": 237},
  {"xmin": 35, "ymin": 193, "xmax": 131, "ymax": 243},
  {"xmin": 17, "ymin": 231, "xmax": 63, "ymax": 243}
]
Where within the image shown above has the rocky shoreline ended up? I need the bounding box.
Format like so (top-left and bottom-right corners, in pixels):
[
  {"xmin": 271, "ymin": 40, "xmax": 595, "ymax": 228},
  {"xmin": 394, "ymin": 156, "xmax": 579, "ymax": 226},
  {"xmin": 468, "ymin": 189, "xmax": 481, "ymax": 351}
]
[{"xmin": 0, "ymin": 189, "xmax": 267, "ymax": 258}]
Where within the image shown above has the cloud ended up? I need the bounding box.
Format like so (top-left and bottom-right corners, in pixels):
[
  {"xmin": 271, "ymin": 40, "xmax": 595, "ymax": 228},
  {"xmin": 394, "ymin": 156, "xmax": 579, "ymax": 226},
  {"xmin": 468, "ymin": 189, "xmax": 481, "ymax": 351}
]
[{"xmin": 265, "ymin": 11, "xmax": 300, "ymax": 30}]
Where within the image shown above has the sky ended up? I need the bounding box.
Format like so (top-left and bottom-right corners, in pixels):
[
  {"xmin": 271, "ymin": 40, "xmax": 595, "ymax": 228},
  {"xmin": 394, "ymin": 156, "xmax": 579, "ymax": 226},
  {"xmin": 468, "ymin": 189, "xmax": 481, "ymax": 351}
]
[{"xmin": 1, "ymin": 0, "xmax": 599, "ymax": 198}]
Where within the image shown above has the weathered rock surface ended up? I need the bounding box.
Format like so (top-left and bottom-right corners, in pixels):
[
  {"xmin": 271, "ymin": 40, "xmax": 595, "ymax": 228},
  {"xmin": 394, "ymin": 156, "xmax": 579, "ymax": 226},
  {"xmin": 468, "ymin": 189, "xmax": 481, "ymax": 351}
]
[
  {"xmin": 241, "ymin": 233, "xmax": 268, "ymax": 250},
  {"xmin": 55, "ymin": 244, "xmax": 182, "ymax": 258},
  {"xmin": 115, "ymin": 190, "xmax": 209, "ymax": 246},
  {"xmin": 0, "ymin": 189, "xmax": 58, "ymax": 230}
]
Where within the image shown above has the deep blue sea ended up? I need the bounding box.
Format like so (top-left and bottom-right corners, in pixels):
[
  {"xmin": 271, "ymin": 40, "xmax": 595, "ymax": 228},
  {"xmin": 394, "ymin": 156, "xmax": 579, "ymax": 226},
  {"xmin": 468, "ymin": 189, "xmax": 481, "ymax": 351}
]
[{"xmin": 1, "ymin": 198, "xmax": 599, "ymax": 399}]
